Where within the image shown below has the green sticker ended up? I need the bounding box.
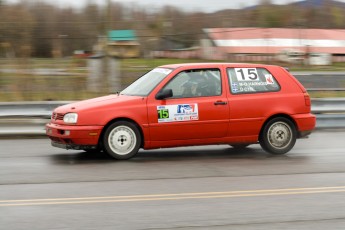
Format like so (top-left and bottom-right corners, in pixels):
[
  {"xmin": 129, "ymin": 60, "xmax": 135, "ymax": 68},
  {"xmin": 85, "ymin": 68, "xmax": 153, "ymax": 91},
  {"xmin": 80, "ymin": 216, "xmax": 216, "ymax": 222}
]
[{"xmin": 157, "ymin": 109, "xmax": 169, "ymax": 119}]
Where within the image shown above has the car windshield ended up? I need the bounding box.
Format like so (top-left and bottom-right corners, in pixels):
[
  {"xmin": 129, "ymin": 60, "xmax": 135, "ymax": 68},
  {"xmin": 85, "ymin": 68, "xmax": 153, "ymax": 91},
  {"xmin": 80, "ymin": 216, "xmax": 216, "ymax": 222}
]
[{"xmin": 121, "ymin": 68, "xmax": 172, "ymax": 96}]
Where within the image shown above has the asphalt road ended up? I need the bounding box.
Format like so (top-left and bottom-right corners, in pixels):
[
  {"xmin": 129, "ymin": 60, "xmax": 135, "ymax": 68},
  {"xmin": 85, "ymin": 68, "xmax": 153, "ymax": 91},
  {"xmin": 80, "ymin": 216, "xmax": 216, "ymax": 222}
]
[{"xmin": 1, "ymin": 131, "xmax": 345, "ymax": 230}]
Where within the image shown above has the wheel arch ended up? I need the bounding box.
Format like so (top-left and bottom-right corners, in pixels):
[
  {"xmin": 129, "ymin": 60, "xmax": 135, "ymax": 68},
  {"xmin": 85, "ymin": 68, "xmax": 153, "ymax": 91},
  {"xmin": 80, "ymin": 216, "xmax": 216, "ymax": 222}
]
[
  {"xmin": 259, "ymin": 113, "xmax": 297, "ymax": 140},
  {"xmin": 99, "ymin": 117, "xmax": 145, "ymax": 149}
]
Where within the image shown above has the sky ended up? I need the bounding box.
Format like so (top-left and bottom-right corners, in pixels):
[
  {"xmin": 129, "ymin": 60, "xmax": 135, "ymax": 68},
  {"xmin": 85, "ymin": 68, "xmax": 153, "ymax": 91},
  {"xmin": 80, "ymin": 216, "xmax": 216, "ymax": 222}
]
[{"xmin": 5, "ymin": 0, "xmax": 304, "ymax": 13}]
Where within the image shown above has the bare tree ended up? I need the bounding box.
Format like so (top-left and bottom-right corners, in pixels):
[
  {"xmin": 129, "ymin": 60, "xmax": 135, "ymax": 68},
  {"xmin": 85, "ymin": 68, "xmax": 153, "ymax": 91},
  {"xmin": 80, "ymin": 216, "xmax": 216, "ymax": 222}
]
[{"xmin": 2, "ymin": 0, "xmax": 345, "ymax": 58}]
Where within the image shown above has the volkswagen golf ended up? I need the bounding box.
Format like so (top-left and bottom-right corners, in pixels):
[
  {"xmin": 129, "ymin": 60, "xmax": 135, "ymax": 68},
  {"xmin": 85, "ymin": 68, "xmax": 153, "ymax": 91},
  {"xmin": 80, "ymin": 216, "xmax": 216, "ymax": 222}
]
[{"xmin": 46, "ymin": 63, "xmax": 316, "ymax": 159}]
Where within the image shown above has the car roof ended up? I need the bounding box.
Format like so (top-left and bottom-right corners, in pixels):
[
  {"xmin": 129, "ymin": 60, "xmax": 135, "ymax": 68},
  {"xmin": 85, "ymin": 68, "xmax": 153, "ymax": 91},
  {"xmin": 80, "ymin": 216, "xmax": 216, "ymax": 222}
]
[{"xmin": 159, "ymin": 62, "xmax": 276, "ymax": 70}]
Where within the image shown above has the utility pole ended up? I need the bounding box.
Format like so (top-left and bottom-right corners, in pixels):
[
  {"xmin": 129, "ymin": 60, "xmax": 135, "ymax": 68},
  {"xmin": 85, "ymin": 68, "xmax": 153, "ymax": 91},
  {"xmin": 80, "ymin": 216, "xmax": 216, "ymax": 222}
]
[
  {"xmin": 102, "ymin": 0, "xmax": 111, "ymax": 93},
  {"xmin": 106, "ymin": 0, "xmax": 111, "ymax": 32},
  {"xmin": 104, "ymin": 0, "xmax": 121, "ymax": 94}
]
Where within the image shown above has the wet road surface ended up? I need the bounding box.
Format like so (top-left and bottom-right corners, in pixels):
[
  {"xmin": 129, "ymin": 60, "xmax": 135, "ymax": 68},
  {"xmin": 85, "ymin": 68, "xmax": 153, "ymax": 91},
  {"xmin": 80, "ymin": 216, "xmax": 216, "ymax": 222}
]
[{"xmin": 1, "ymin": 130, "xmax": 345, "ymax": 229}]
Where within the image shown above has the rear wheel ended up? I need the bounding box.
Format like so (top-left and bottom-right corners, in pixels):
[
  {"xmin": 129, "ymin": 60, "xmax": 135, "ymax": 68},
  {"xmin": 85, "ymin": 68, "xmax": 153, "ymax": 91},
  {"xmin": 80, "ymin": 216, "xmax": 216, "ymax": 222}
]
[
  {"xmin": 103, "ymin": 121, "xmax": 141, "ymax": 160},
  {"xmin": 260, "ymin": 117, "xmax": 296, "ymax": 155}
]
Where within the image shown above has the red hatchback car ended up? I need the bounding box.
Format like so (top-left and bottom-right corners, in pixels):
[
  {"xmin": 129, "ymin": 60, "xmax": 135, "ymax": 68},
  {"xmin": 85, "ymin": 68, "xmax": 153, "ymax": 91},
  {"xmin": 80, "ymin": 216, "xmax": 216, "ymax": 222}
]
[{"xmin": 46, "ymin": 63, "xmax": 316, "ymax": 159}]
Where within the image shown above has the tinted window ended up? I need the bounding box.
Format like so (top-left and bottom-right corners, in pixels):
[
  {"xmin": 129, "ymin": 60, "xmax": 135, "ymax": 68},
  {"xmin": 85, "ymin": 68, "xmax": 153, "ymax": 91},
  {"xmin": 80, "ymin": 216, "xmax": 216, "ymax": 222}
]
[
  {"xmin": 227, "ymin": 67, "xmax": 280, "ymax": 94},
  {"xmin": 162, "ymin": 69, "xmax": 221, "ymax": 98}
]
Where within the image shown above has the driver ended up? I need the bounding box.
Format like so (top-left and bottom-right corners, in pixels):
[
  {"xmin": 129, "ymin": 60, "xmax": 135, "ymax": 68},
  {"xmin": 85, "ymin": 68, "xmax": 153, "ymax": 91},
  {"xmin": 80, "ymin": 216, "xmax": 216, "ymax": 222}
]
[{"xmin": 181, "ymin": 78, "xmax": 198, "ymax": 97}]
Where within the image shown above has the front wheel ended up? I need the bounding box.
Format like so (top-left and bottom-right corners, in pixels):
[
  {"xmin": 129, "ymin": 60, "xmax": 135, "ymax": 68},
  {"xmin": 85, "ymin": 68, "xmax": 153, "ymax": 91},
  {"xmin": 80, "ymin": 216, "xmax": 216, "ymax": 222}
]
[
  {"xmin": 103, "ymin": 121, "xmax": 141, "ymax": 160},
  {"xmin": 259, "ymin": 117, "xmax": 296, "ymax": 155}
]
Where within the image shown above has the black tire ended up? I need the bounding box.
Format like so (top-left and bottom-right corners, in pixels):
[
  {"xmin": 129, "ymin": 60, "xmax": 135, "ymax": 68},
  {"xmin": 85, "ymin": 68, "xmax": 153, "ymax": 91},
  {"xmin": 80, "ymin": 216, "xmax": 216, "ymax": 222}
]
[
  {"xmin": 259, "ymin": 117, "xmax": 296, "ymax": 155},
  {"xmin": 103, "ymin": 121, "xmax": 141, "ymax": 160}
]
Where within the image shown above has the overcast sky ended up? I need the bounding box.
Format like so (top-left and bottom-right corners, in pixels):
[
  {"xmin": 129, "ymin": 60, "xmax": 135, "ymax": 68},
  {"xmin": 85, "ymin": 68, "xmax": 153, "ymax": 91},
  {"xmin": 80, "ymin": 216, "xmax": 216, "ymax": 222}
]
[{"xmin": 5, "ymin": 0, "xmax": 306, "ymax": 13}]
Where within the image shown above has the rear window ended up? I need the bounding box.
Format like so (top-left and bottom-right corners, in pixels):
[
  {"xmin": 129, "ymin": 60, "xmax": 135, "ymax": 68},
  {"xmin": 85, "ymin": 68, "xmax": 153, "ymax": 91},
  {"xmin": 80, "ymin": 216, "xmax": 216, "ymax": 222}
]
[{"xmin": 227, "ymin": 67, "xmax": 280, "ymax": 94}]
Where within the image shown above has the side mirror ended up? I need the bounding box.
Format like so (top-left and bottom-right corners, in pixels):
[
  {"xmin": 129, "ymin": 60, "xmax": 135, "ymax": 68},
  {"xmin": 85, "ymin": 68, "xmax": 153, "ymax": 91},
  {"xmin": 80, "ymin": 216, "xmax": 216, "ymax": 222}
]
[{"xmin": 155, "ymin": 89, "xmax": 173, "ymax": 100}]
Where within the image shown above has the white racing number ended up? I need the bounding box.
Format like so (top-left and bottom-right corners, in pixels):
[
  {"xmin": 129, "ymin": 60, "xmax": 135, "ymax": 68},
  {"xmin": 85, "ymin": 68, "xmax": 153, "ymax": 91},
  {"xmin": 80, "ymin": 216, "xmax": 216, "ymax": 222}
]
[{"xmin": 235, "ymin": 68, "xmax": 259, "ymax": 81}]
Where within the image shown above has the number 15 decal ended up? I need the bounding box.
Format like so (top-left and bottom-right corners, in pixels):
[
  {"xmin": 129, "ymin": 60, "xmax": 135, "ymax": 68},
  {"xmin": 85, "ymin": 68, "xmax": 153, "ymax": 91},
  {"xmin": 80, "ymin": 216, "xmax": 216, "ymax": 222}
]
[
  {"xmin": 157, "ymin": 109, "xmax": 169, "ymax": 119},
  {"xmin": 235, "ymin": 68, "xmax": 259, "ymax": 81}
]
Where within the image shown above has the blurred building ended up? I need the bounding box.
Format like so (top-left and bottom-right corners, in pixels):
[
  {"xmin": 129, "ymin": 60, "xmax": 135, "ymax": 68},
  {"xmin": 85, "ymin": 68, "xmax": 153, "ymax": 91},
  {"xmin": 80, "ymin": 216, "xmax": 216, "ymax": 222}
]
[
  {"xmin": 202, "ymin": 28, "xmax": 345, "ymax": 63},
  {"xmin": 151, "ymin": 37, "xmax": 200, "ymax": 59},
  {"xmin": 107, "ymin": 30, "xmax": 140, "ymax": 58}
]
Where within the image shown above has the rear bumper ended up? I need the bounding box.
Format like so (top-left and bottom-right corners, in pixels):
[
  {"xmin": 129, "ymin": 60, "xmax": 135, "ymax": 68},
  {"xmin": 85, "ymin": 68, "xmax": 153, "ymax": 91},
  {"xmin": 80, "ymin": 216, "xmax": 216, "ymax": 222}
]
[
  {"xmin": 46, "ymin": 123, "xmax": 103, "ymax": 149},
  {"xmin": 291, "ymin": 113, "xmax": 316, "ymax": 138},
  {"xmin": 297, "ymin": 130, "xmax": 312, "ymax": 138}
]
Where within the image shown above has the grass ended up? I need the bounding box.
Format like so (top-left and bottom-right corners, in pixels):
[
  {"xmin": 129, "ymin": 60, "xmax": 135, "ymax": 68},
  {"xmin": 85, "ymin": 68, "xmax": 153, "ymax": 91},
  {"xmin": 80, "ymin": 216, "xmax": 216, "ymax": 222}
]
[
  {"xmin": 0, "ymin": 58, "xmax": 344, "ymax": 102},
  {"xmin": 308, "ymin": 91, "xmax": 345, "ymax": 98}
]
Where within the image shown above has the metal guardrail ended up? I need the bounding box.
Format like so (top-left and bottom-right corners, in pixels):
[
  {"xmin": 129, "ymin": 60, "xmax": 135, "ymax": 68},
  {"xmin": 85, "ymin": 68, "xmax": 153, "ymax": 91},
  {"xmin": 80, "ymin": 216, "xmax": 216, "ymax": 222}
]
[
  {"xmin": 310, "ymin": 97, "xmax": 345, "ymax": 129},
  {"xmin": 0, "ymin": 101, "xmax": 70, "ymax": 136},
  {"xmin": 0, "ymin": 98, "xmax": 344, "ymax": 137},
  {"xmin": 311, "ymin": 98, "xmax": 345, "ymax": 114},
  {"xmin": 0, "ymin": 101, "xmax": 71, "ymax": 118}
]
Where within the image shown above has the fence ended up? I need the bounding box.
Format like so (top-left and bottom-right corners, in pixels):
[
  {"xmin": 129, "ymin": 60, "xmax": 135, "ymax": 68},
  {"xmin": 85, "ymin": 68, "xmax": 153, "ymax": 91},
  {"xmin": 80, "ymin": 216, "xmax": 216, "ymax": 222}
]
[{"xmin": 0, "ymin": 98, "xmax": 344, "ymax": 137}]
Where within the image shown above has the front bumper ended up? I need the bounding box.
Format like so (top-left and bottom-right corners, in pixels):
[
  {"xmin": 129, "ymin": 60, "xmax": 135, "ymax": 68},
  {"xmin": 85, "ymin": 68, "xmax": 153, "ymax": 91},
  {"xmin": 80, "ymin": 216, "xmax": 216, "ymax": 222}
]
[
  {"xmin": 51, "ymin": 141, "xmax": 98, "ymax": 150},
  {"xmin": 46, "ymin": 123, "xmax": 103, "ymax": 149}
]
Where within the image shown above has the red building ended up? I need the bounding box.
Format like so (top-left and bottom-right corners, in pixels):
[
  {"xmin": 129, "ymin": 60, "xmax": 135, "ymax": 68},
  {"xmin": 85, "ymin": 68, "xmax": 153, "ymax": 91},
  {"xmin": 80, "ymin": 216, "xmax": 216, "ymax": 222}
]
[{"xmin": 202, "ymin": 28, "xmax": 345, "ymax": 63}]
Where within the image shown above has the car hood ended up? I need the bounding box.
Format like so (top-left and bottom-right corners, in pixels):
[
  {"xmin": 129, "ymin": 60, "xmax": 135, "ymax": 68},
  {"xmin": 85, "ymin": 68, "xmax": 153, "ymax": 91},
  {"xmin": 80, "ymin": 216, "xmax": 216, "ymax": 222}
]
[{"xmin": 54, "ymin": 94, "xmax": 143, "ymax": 113}]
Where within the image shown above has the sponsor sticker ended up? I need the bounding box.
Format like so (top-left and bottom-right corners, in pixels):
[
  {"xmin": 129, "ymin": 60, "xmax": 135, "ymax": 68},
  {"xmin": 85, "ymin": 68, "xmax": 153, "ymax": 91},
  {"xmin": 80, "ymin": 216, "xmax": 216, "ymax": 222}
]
[
  {"xmin": 157, "ymin": 103, "xmax": 199, "ymax": 123},
  {"xmin": 265, "ymin": 74, "xmax": 274, "ymax": 85}
]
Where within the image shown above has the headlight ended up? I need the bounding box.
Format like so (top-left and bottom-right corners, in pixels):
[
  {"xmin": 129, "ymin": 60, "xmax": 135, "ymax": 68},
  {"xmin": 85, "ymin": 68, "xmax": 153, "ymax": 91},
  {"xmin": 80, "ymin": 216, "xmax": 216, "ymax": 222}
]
[{"xmin": 63, "ymin": 113, "xmax": 78, "ymax": 124}]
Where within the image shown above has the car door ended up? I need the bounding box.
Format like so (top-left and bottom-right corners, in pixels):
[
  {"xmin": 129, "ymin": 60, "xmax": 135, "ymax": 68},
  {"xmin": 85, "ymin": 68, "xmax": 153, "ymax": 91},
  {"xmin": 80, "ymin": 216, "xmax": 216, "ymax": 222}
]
[{"xmin": 147, "ymin": 68, "xmax": 229, "ymax": 141}]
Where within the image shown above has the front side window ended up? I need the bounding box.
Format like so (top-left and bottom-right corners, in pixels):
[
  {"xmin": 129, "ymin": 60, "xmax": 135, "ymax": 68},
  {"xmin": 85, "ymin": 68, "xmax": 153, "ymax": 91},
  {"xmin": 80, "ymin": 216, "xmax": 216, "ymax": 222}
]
[
  {"xmin": 121, "ymin": 68, "xmax": 172, "ymax": 96},
  {"xmin": 162, "ymin": 69, "xmax": 221, "ymax": 98},
  {"xmin": 227, "ymin": 67, "xmax": 280, "ymax": 94}
]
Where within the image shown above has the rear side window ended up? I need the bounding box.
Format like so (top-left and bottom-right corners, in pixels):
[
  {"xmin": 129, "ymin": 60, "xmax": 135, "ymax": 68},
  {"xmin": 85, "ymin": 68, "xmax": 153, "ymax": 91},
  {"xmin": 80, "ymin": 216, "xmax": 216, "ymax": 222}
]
[{"xmin": 227, "ymin": 67, "xmax": 280, "ymax": 94}]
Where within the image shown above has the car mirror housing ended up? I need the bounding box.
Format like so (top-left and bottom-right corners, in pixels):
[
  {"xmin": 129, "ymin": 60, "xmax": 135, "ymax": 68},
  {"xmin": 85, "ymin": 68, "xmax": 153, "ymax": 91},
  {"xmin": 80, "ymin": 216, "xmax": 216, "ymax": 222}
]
[{"xmin": 155, "ymin": 89, "xmax": 173, "ymax": 100}]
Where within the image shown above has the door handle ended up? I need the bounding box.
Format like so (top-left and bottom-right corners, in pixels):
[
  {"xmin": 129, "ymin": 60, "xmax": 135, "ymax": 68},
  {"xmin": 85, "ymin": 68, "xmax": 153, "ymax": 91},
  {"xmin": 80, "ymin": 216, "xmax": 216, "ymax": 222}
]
[{"xmin": 214, "ymin": 101, "xmax": 227, "ymax": 105}]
